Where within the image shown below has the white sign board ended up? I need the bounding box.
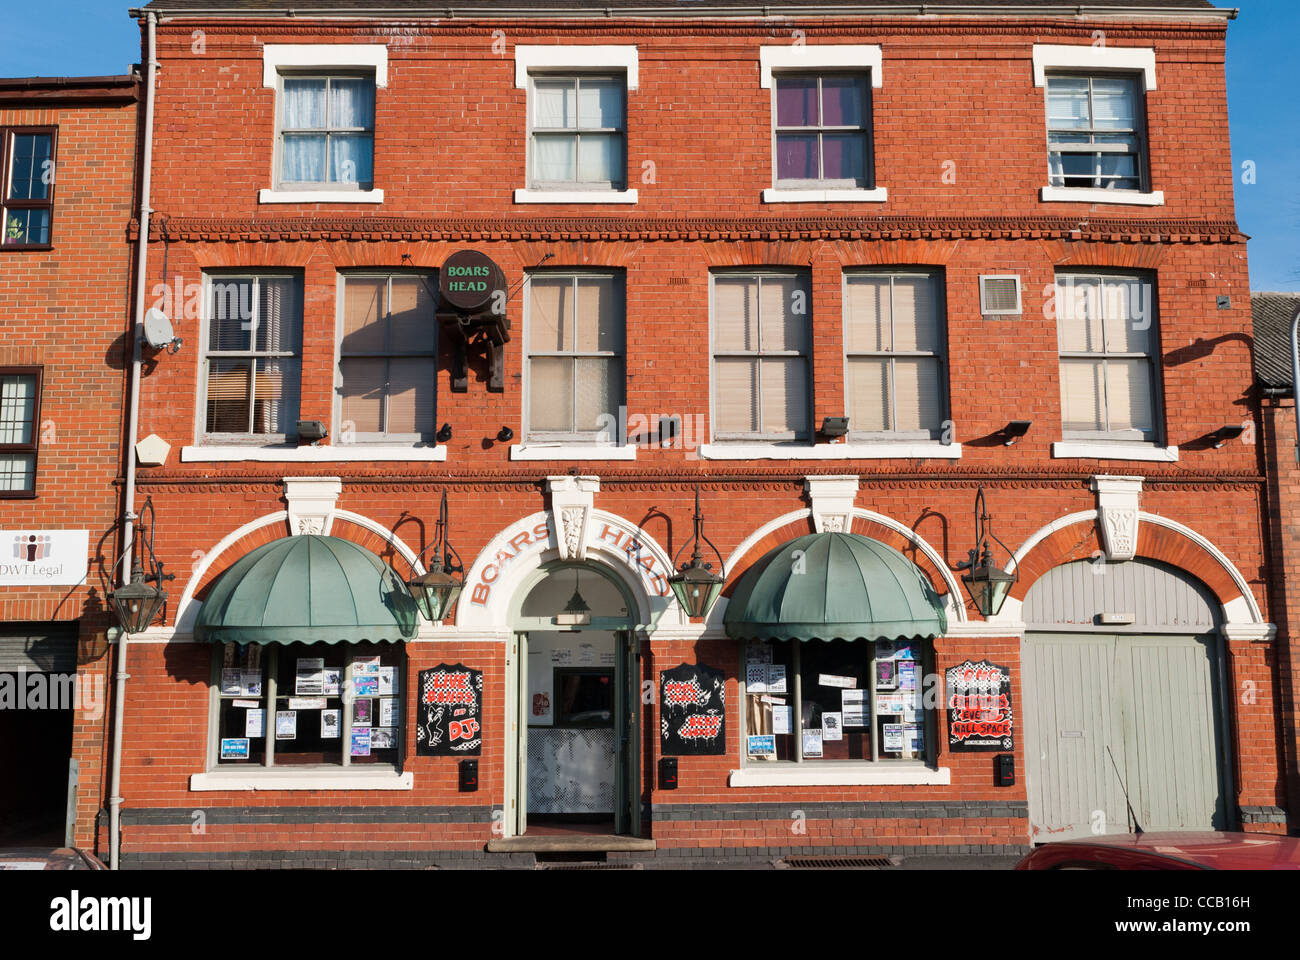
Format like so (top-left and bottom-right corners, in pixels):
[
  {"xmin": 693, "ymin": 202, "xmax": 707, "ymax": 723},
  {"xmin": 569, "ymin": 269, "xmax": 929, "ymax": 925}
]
[{"xmin": 0, "ymin": 531, "xmax": 89, "ymax": 586}]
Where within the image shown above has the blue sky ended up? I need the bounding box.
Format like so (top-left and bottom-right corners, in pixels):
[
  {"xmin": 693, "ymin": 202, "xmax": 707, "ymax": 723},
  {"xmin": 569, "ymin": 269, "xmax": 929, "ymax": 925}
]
[{"xmin": 6, "ymin": 1, "xmax": 1298, "ymax": 290}]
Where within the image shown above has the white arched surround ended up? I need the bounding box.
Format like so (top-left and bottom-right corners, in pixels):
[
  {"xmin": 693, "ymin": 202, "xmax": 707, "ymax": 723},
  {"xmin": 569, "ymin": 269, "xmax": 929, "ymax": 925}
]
[
  {"xmin": 173, "ymin": 509, "xmax": 421, "ymax": 636},
  {"xmin": 458, "ymin": 508, "xmax": 687, "ymax": 632},
  {"xmin": 706, "ymin": 507, "xmax": 967, "ymax": 633},
  {"xmin": 989, "ymin": 510, "xmax": 1271, "ymax": 639}
]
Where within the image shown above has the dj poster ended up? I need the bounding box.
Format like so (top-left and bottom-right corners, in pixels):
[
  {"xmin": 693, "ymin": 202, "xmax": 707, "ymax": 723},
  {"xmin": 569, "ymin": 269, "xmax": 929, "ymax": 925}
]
[
  {"xmin": 946, "ymin": 659, "xmax": 1013, "ymax": 752},
  {"xmin": 416, "ymin": 664, "xmax": 483, "ymax": 756}
]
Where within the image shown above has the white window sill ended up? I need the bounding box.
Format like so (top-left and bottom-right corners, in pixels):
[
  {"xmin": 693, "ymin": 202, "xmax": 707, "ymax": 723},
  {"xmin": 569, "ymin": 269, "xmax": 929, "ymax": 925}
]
[
  {"xmin": 259, "ymin": 188, "xmax": 385, "ymax": 204},
  {"xmin": 514, "ymin": 188, "xmax": 638, "ymax": 204},
  {"xmin": 729, "ymin": 765, "xmax": 951, "ymax": 788},
  {"xmin": 1039, "ymin": 186, "xmax": 1164, "ymax": 206},
  {"xmin": 190, "ymin": 768, "xmax": 413, "ymax": 791},
  {"xmin": 699, "ymin": 442, "xmax": 961, "ymax": 461},
  {"xmin": 509, "ymin": 443, "xmax": 638, "ymax": 461},
  {"xmin": 181, "ymin": 444, "xmax": 447, "ymax": 463},
  {"xmin": 1052, "ymin": 441, "xmax": 1179, "ymax": 462},
  {"xmin": 763, "ymin": 187, "xmax": 888, "ymax": 203}
]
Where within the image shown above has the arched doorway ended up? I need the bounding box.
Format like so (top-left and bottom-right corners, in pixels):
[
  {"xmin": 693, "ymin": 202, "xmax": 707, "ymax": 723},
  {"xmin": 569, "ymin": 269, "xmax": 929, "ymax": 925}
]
[
  {"xmin": 1022, "ymin": 558, "xmax": 1231, "ymax": 841},
  {"xmin": 508, "ymin": 561, "xmax": 640, "ymax": 839}
]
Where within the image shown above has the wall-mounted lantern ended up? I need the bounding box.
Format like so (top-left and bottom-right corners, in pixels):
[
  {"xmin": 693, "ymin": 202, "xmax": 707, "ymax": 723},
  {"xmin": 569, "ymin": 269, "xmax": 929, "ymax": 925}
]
[
  {"xmin": 955, "ymin": 485, "xmax": 1018, "ymax": 619},
  {"xmin": 109, "ymin": 497, "xmax": 175, "ymax": 635},
  {"xmin": 407, "ymin": 491, "xmax": 465, "ymax": 623},
  {"xmin": 668, "ymin": 486, "xmax": 726, "ymax": 620}
]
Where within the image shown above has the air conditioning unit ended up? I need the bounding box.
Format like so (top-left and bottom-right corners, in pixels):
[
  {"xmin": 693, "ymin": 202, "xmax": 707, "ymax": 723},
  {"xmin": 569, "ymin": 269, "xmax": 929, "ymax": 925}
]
[{"xmin": 979, "ymin": 275, "xmax": 1022, "ymax": 317}]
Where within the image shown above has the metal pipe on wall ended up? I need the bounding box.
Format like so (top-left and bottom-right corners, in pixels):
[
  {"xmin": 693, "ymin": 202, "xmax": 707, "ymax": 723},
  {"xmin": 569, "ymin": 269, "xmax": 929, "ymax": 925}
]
[{"xmin": 109, "ymin": 9, "xmax": 158, "ymax": 872}]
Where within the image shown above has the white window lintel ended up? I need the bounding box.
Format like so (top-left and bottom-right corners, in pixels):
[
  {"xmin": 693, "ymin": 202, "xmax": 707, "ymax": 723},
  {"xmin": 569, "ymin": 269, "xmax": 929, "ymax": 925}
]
[
  {"xmin": 509, "ymin": 443, "xmax": 638, "ymax": 462},
  {"xmin": 181, "ymin": 445, "xmax": 448, "ymax": 463},
  {"xmin": 514, "ymin": 45, "xmax": 639, "ymax": 89},
  {"xmin": 1040, "ymin": 186, "xmax": 1164, "ymax": 206},
  {"xmin": 514, "ymin": 188, "xmax": 638, "ymax": 205},
  {"xmin": 259, "ymin": 188, "xmax": 385, "ymax": 205},
  {"xmin": 1052, "ymin": 441, "xmax": 1179, "ymax": 463},
  {"xmin": 700, "ymin": 442, "xmax": 962, "ymax": 461},
  {"xmin": 759, "ymin": 45, "xmax": 883, "ymax": 88},
  {"xmin": 262, "ymin": 43, "xmax": 389, "ymax": 88},
  {"xmin": 1032, "ymin": 44, "xmax": 1156, "ymax": 89},
  {"xmin": 763, "ymin": 187, "xmax": 888, "ymax": 204}
]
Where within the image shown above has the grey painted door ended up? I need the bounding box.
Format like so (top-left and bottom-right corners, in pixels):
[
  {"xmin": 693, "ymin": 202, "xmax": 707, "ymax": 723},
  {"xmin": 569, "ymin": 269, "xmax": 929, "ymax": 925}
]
[{"xmin": 1024, "ymin": 631, "xmax": 1226, "ymax": 840}]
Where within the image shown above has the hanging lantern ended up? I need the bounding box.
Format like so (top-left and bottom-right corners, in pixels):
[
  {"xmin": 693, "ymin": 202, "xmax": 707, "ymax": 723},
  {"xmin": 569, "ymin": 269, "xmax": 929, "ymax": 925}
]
[
  {"xmin": 108, "ymin": 497, "xmax": 174, "ymax": 635},
  {"xmin": 957, "ymin": 485, "xmax": 1019, "ymax": 618},
  {"xmin": 668, "ymin": 486, "xmax": 726, "ymax": 620},
  {"xmin": 408, "ymin": 491, "xmax": 465, "ymax": 623}
]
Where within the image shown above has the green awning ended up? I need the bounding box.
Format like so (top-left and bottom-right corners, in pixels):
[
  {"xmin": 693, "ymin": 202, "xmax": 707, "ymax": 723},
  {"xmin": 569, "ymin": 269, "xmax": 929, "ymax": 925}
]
[
  {"xmin": 724, "ymin": 532, "xmax": 947, "ymax": 643},
  {"xmin": 195, "ymin": 535, "xmax": 418, "ymax": 646}
]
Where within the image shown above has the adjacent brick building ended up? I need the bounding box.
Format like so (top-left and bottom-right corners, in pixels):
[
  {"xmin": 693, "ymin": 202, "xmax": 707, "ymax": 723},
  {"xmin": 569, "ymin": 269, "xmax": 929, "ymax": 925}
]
[
  {"xmin": 87, "ymin": 0, "xmax": 1282, "ymax": 867},
  {"xmin": 0, "ymin": 74, "xmax": 140, "ymax": 847}
]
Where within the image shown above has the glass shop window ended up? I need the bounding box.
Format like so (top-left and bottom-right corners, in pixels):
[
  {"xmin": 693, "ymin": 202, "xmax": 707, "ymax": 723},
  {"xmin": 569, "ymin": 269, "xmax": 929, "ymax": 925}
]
[
  {"xmin": 743, "ymin": 638, "xmax": 932, "ymax": 764},
  {"xmin": 213, "ymin": 641, "xmax": 404, "ymax": 768}
]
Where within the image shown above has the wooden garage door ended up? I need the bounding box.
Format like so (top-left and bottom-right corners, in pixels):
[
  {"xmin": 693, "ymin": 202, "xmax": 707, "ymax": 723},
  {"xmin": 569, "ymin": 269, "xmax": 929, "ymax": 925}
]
[{"xmin": 1024, "ymin": 632, "xmax": 1226, "ymax": 841}]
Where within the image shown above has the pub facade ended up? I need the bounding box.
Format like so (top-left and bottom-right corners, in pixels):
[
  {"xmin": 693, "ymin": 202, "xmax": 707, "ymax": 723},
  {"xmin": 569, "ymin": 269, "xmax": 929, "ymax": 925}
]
[{"xmin": 92, "ymin": 0, "xmax": 1284, "ymax": 867}]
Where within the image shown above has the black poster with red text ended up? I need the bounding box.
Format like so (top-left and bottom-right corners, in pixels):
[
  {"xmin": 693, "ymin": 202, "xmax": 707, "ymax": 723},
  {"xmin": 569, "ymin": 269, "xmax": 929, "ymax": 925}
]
[
  {"xmin": 946, "ymin": 659, "xmax": 1013, "ymax": 752},
  {"xmin": 660, "ymin": 662, "xmax": 726, "ymax": 755},
  {"xmin": 416, "ymin": 664, "xmax": 482, "ymax": 755}
]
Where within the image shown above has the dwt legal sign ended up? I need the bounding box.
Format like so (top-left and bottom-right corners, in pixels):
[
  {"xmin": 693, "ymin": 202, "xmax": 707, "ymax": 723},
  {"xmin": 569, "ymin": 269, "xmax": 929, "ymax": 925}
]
[{"xmin": 0, "ymin": 530, "xmax": 89, "ymax": 586}]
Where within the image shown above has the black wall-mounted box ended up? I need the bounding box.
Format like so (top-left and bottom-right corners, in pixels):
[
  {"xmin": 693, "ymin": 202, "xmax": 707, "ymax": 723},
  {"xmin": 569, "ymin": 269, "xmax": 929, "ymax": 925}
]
[
  {"xmin": 459, "ymin": 759, "xmax": 479, "ymax": 792},
  {"xmin": 994, "ymin": 753, "xmax": 1015, "ymax": 787},
  {"xmin": 659, "ymin": 757, "xmax": 678, "ymax": 790}
]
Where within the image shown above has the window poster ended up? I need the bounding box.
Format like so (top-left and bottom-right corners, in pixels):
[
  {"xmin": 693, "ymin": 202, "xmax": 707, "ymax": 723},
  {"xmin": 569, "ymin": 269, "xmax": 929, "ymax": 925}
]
[
  {"xmin": 822, "ymin": 712, "xmax": 843, "ymax": 741},
  {"xmin": 578, "ymin": 642, "xmax": 595, "ymax": 664},
  {"xmin": 220, "ymin": 669, "xmax": 243, "ymax": 696},
  {"xmin": 875, "ymin": 660, "xmax": 897, "ymax": 690},
  {"xmin": 883, "ymin": 723, "xmax": 905, "ymax": 752},
  {"xmin": 416, "ymin": 664, "xmax": 483, "ymax": 756},
  {"xmin": 767, "ymin": 663, "xmax": 787, "ymax": 694},
  {"xmin": 295, "ymin": 657, "xmax": 325, "ymax": 696},
  {"xmin": 245, "ymin": 708, "xmax": 265, "ymax": 738},
  {"xmin": 906, "ymin": 722, "xmax": 924, "ymax": 754},
  {"xmin": 322, "ymin": 668, "xmax": 342, "ymax": 696},
  {"xmin": 946, "ymin": 659, "xmax": 1013, "ymax": 752},
  {"xmin": 353, "ymin": 698, "xmax": 372, "ymax": 726},
  {"xmin": 378, "ymin": 666, "xmax": 398, "ymax": 696},
  {"xmin": 275, "ymin": 710, "xmax": 297, "ymax": 740},
  {"xmin": 819, "ymin": 674, "xmax": 856, "ymax": 689},
  {"xmin": 288, "ymin": 697, "xmax": 326, "ymax": 711},
  {"xmin": 350, "ymin": 727, "xmax": 371, "ymax": 757},
  {"xmin": 321, "ymin": 709, "xmax": 341, "ymax": 739},
  {"xmin": 353, "ymin": 675, "xmax": 379, "ymax": 697},
  {"xmin": 220, "ymin": 738, "xmax": 250, "ymax": 760},
  {"xmin": 232, "ymin": 699, "xmax": 260, "ymax": 709},
  {"xmin": 352, "ymin": 655, "xmax": 381, "ymax": 676},
  {"xmin": 746, "ymin": 642, "xmax": 772, "ymax": 665},
  {"xmin": 379, "ymin": 697, "xmax": 397, "ymax": 728},
  {"xmin": 660, "ymin": 663, "xmax": 726, "ymax": 756},
  {"xmin": 842, "ymin": 689, "xmax": 866, "ymax": 727},
  {"xmin": 802, "ymin": 729, "xmax": 824, "ymax": 758},
  {"xmin": 241, "ymin": 671, "xmax": 262, "ymax": 697},
  {"xmin": 748, "ymin": 734, "xmax": 776, "ymax": 757},
  {"xmin": 772, "ymin": 704, "xmax": 792, "ymax": 735},
  {"xmin": 369, "ymin": 727, "xmax": 395, "ymax": 750},
  {"xmin": 898, "ymin": 660, "xmax": 918, "ymax": 691},
  {"xmin": 745, "ymin": 662, "xmax": 769, "ymax": 694}
]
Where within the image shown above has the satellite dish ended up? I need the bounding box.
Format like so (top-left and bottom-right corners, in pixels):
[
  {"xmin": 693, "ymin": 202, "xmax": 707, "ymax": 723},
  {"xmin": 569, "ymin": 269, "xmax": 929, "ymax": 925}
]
[{"xmin": 142, "ymin": 308, "xmax": 182, "ymax": 353}]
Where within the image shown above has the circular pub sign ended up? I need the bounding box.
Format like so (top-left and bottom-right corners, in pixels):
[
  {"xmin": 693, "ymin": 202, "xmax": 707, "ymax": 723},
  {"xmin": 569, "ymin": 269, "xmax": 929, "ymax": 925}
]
[{"xmin": 439, "ymin": 250, "xmax": 507, "ymax": 314}]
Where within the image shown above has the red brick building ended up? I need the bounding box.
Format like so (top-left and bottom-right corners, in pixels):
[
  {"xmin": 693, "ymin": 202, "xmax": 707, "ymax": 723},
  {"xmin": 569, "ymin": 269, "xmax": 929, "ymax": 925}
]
[
  {"xmin": 94, "ymin": 0, "xmax": 1281, "ymax": 867},
  {"xmin": 0, "ymin": 74, "xmax": 140, "ymax": 847}
]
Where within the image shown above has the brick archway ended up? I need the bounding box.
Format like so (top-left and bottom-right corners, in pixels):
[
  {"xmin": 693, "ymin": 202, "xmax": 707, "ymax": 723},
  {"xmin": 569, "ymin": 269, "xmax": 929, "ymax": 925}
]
[{"xmin": 1003, "ymin": 511, "xmax": 1262, "ymax": 626}]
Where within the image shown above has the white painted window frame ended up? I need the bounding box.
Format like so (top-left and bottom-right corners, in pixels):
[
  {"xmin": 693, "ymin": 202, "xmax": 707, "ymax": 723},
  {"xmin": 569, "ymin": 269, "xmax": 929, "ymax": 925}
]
[
  {"xmin": 1033, "ymin": 44, "xmax": 1163, "ymax": 206},
  {"xmin": 759, "ymin": 45, "xmax": 886, "ymax": 204},
  {"xmin": 513, "ymin": 45, "xmax": 639, "ymax": 205},
  {"xmin": 260, "ymin": 44, "xmax": 388, "ymax": 204}
]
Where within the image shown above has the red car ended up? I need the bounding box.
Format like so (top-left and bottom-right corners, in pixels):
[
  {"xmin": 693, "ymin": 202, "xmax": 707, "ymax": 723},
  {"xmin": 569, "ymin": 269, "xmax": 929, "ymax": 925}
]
[
  {"xmin": 1016, "ymin": 831, "xmax": 1300, "ymax": 870},
  {"xmin": 0, "ymin": 848, "xmax": 107, "ymax": 871}
]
